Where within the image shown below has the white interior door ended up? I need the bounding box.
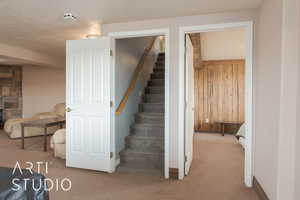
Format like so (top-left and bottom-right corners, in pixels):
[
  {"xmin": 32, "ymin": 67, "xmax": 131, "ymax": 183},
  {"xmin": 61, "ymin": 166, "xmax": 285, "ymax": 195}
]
[
  {"xmin": 184, "ymin": 34, "xmax": 195, "ymax": 175},
  {"xmin": 66, "ymin": 38, "xmax": 114, "ymax": 172}
]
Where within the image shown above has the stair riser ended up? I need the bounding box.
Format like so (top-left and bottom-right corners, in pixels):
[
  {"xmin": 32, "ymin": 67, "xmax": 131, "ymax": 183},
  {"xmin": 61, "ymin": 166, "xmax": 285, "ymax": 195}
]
[
  {"xmin": 155, "ymin": 63, "xmax": 165, "ymax": 68},
  {"xmin": 153, "ymin": 68, "xmax": 165, "ymax": 73},
  {"xmin": 144, "ymin": 96, "xmax": 164, "ymax": 103},
  {"xmin": 151, "ymin": 73, "xmax": 164, "ymax": 79},
  {"xmin": 145, "ymin": 87, "xmax": 164, "ymax": 94},
  {"xmin": 117, "ymin": 163, "xmax": 164, "ymax": 175},
  {"xmin": 154, "ymin": 67, "xmax": 165, "ymax": 72},
  {"xmin": 125, "ymin": 137, "xmax": 164, "ymax": 153},
  {"xmin": 157, "ymin": 59, "xmax": 165, "ymax": 63},
  {"xmin": 139, "ymin": 104, "xmax": 164, "ymax": 113},
  {"xmin": 148, "ymin": 80, "xmax": 164, "ymax": 87},
  {"xmin": 135, "ymin": 115, "xmax": 164, "ymax": 124},
  {"xmin": 131, "ymin": 126, "xmax": 164, "ymax": 137},
  {"xmin": 120, "ymin": 154, "xmax": 163, "ymax": 169}
]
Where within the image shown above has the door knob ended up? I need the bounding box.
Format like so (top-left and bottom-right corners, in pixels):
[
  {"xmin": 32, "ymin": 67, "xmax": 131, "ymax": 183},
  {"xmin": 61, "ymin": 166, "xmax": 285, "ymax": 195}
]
[{"xmin": 66, "ymin": 107, "xmax": 72, "ymax": 112}]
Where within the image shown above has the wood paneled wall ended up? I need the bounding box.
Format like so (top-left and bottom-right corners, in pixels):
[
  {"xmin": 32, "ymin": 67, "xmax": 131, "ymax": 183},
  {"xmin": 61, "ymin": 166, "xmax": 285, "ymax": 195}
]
[
  {"xmin": 0, "ymin": 66, "xmax": 23, "ymax": 122},
  {"xmin": 194, "ymin": 60, "xmax": 245, "ymax": 133}
]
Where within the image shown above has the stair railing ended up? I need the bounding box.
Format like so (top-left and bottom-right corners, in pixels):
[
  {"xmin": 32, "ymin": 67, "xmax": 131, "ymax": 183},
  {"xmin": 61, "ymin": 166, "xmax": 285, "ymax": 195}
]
[{"xmin": 115, "ymin": 36, "xmax": 157, "ymax": 116}]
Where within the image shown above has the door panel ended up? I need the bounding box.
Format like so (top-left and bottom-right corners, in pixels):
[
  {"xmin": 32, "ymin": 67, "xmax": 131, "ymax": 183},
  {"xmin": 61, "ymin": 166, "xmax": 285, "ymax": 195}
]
[
  {"xmin": 66, "ymin": 38, "xmax": 113, "ymax": 172},
  {"xmin": 185, "ymin": 35, "xmax": 195, "ymax": 175}
]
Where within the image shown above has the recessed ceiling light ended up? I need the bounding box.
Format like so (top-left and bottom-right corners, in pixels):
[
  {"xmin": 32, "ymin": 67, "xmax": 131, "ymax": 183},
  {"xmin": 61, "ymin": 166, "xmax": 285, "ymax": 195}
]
[
  {"xmin": 86, "ymin": 34, "xmax": 101, "ymax": 39},
  {"xmin": 64, "ymin": 13, "xmax": 77, "ymax": 21}
]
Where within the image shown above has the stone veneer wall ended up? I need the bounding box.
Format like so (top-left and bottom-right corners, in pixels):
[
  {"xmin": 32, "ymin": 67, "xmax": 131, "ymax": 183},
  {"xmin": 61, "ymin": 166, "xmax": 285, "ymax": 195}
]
[
  {"xmin": 0, "ymin": 66, "xmax": 22, "ymax": 122},
  {"xmin": 188, "ymin": 33, "xmax": 202, "ymax": 68}
]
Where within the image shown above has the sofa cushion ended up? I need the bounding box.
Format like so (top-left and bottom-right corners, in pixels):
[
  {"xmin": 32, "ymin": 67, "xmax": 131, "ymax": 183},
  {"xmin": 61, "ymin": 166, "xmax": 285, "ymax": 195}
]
[{"xmin": 34, "ymin": 112, "xmax": 61, "ymax": 119}]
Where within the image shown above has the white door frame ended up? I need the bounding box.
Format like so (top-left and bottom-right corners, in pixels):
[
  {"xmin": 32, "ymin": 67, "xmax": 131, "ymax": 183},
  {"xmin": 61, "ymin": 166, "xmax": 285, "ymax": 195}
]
[
  {"xmin": 178, "ymin": 21, "xmax": 254, "ymax": 186},
  {"xmin": 108, "ymin": 28, "xmax": 171, "ymax": 179}
]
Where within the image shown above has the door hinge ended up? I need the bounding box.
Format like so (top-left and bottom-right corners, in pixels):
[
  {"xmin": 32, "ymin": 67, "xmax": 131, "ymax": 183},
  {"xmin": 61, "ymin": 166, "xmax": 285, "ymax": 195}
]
[
  {"xmin": 185, "ymin": 155, "xmax": 188, "ymax": 163},
  {"xmin": 110, "ymin": 101, "xmax": 114, "ymax": 107},
  {"xmin": 110, "ymin": 49, "xmax": 113, "ymax": 56},
  {"xmin": 110, "ymin": 152, "xmax": 114, "ymax": 159}
]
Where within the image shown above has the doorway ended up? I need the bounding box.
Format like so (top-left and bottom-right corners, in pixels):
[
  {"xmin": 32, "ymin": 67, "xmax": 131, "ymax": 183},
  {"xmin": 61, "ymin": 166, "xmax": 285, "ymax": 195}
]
[
  {"xmin": 178, "ymin": 22, "xmax": 253, "ymax": 186},
  {"xmin": 65, "ymin": 30, "xmax": 170, "ymax": 176},
  {"xmin": 109, "ymin": 29, "xmax": 170, "ymax": 178}
]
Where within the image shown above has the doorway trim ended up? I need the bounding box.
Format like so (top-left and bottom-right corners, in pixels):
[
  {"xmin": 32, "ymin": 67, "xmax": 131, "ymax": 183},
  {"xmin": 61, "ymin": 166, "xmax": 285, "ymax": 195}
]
[
  {"xmin": 178, "ymin": 21, "xmax": 254, "ymax": 186},
  {"xmin": 108, "ymin": 28, "xmax": 171, "ymax": 178}
]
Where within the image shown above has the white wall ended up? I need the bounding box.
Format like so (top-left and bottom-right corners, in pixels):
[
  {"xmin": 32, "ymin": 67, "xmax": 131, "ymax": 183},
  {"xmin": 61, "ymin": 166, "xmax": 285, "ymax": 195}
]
[
  {"xmin": 22, "ymin": 66, "xmax": 65, "ymax": 117},
  {"xmin": 296, "ymin": 37, "xmax": 300, "ymax": 200},
  {"xmin": 297, "ymin": 4, "xmax": 300, "ymax": 197},
  {"xmin": 103, "ymin": 9, "xmax": 257, "ymax": 168},
  {"xmin": 256, "ymin": 0, "xmax": 300, "ymax": 199},
  {"xmin": 254, "ymin": 0, "xmax": 282, "ymax": 199},
  {"xmin": 276, "ymin": 0, "xmax": 300, "ymax": 199},
  {"xmin": 200, "ymin": 28, "xmax": 246, "ymax": 60},
  {"xmin": 115, "ymin": 37, "xmax": 159, "ymax": 155}
]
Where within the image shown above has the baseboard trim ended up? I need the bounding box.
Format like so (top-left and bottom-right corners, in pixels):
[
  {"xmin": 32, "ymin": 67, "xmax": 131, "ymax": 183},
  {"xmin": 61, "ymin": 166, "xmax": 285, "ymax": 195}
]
[
  {"xmin": 253, "ymin": 176, "xmax": 269, "ymax": 200},
  {"xmin": 169, "ymin": 168, "xmax": 179, "ymax": 179}
]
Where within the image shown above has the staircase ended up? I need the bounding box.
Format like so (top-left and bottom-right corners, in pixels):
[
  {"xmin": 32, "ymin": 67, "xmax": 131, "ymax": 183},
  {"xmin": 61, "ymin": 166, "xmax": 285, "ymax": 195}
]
[{"xmin": 118, "ymin": 53, "xmax": 165, "ymax": 175}]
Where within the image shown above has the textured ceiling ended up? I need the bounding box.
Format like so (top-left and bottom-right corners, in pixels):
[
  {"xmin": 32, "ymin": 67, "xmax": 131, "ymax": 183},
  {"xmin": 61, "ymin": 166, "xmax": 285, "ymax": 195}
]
[{"xmin": 0, "ymin": 0, "xmax": 261, "ymax": 62}]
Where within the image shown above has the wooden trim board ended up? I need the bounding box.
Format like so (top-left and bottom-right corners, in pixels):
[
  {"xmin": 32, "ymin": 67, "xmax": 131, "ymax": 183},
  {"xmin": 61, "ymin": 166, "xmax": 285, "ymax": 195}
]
[
  {"xmin": 253, "ymin": 176, "xmax": 269, "ymax": 200},
  {"xmin": 169, "ymin": 168, "xmax": 179, "ymax": 179},
  {"xmin": 202, "ymin": 59, "xmax": 245, "ymax": 64}
]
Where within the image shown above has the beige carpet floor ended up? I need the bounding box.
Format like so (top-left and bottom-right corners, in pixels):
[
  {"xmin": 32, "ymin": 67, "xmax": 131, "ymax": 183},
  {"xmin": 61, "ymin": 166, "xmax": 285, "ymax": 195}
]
[{"xmin": 0, "ymin": 131, "xmax": 259, "ymax": 200}]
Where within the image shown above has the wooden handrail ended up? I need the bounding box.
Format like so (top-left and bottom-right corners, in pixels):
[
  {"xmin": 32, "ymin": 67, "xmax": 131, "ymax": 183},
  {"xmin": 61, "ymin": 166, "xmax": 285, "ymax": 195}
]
[{"xmin": 115, "ymin": 36, "xmax": 157, "ymax": 116}]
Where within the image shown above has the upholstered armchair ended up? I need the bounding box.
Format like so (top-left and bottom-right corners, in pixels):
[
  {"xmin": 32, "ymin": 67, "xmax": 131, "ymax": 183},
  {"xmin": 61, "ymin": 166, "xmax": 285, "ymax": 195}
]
[{"xmin": 50, "ymin": 128, "xmax": 66, "ymax": 159}]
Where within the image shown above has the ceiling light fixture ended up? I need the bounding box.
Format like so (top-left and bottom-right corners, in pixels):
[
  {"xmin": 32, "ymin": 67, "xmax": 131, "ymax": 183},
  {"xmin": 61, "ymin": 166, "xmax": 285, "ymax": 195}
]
[
  {"xmin": 64, "ymin": 13, "xmax": 77, "ymax": 20},
  {"xmin": 86, "ymin": 34, "xmax": 101, "ymax": 39}
]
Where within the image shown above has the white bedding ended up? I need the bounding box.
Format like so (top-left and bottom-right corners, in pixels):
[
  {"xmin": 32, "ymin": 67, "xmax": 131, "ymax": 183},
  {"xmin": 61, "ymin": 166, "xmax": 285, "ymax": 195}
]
[{"xmin": 236, "ymin": 124, "xmax": 246, "ymax": 149}]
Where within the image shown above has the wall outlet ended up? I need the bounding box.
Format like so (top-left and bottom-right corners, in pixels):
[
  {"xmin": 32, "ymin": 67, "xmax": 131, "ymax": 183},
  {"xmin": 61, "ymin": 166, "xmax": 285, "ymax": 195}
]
[{"xmin": 205, "ymin": 118, "xmax": 210, "ymax": 123}]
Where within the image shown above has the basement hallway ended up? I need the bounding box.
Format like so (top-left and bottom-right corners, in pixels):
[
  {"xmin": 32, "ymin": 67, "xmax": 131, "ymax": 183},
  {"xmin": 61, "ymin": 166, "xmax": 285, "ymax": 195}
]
[{"xmin": 0, "ymin": 131, "xmax": 259, "ymax": 200}]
